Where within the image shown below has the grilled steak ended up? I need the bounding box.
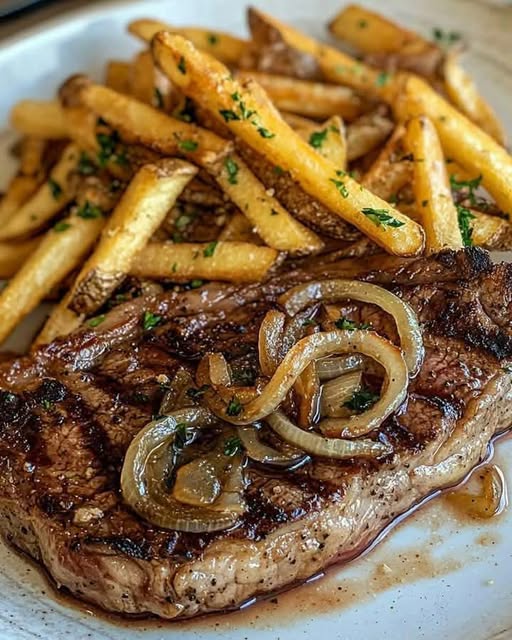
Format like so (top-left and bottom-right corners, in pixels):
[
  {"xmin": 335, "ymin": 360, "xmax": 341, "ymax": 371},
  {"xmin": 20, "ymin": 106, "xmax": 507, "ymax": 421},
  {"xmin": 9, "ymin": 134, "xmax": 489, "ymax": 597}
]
[{"xmin": 0, "ymin": 248, "xmax": 510, "ymax": 619}]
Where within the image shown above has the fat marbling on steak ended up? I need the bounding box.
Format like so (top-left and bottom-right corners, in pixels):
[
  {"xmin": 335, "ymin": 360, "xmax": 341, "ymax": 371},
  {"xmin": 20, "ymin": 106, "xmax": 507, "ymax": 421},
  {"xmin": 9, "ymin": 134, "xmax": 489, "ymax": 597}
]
[{"xmin": 0, "ymin": 248, "xmax": 510, "ymax": 619}]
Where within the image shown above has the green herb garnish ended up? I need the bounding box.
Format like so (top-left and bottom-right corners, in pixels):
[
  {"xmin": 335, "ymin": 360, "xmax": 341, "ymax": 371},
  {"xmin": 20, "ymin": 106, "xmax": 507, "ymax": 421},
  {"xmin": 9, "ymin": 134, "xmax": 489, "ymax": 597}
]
[
  {"xmin": 177, "ymin": 56, "xmax": 186, "ymax": 74},
  {"xmin": 224, "ymin": 156, "xmax": 239, "ymax": 184},
  {"xmin": 450, "ymin": 174, "xmax": 482, "ymax": 205},
  {"xmin": 270, "ymin": 208, "xmax": 279, "ymax": 216},
  {"xmin": 186, "ymin": 384, "xmax": 210, "ymax": 399},
  {"xmin": 432, "ymin": 27, "xmax": 462, "ymax": 47},
  {"xmin": 226, "ymin": 396, "xmax": 243, "ymax": 417},
  {"xmin": 96, "ymin": 130, "xmax": 127, "ymax": 168},
  {"xmin": 54, "ymin": 221, "xmax": 71, "ymax": 232},
  {"xmin": 48, "ymin": 178, "xmax": 62, "ymax": 199},
  {"xmin": 232, "ymin": 368, "xmax": 256, "ymax": 385},
  {"xmin": 219, "ymin": 109, "xmax": 240, "ymax": 122},
  {"xmin": 178, "ymin": 139, "xmax": 198, "ymax": 152},
  {"xmin": 174, "ymin": 423, "xmax": 192, "ymax": 449},
  {"xmin": 88, "ymin": 315, "xmax": 106, "ymax": 328},
  {"xmin": 257, "ymin": 126, "xmax": 275, "ymax": 138},
  {"xmin": 344, "ymin": 387, "xmax": 380, "ymax": 413},
  {"xmin": 175, "ymin": 212, "xmax": 195, "ymax": 230},
  {"xmin": 142, "ymin": 311, "xmax": 162, "ymax": 331},
  {"xmin": 77, "ymin": 201, "xmax": 103, "ymax": 219},
  {"xmin": 335, "ymin": 316, "xmax": 371, "ymax": 331},
  {"xmin": 273, "ymin": 165, "xmax": 284, "ymax": 176},
  {"xmin": 362, "ymin": 207, "xmax": 404, "ymax": 228},
  {"xmin": 457, "ymin": 204, "xmax": 475, "ymax": 247},
  {"xmin": 207, "ymin": 33, "xmax": 219, "ymax": 45},
  {"xmin": 376, "ymin": 71, "xmax": 390, "ymax": 87},
  {"xmin": 224, "ymin": 436, "xmax": 243, "ymax": 456},
  {"xmin": 41, "ymin": 399, "xmax": 54, "ymax": 412},
  {"xmin": 330, "ymin": 171, "xmax": 349, "ymax": 199},
  {"xmin": 203, "ymin": 241, "xmax": 218, "ymax": 257},
  {"xmin": 77, "ymin": 152, "xmax": 96, "ymax": 176},
  {"xmin": 309, "ymin": 129, "xmax": 328, "ymax": 149},
  {"xmin": 190, "ymin": 279, "xmax": 204, "ymax": 289}
]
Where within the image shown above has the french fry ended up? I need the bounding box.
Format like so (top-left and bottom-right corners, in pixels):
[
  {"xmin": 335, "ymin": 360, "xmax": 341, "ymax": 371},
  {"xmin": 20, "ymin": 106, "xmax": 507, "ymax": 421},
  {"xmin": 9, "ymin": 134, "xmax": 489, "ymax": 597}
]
[
  {"xmin": 129, "ymin": 50, "xmax": 157, "ymax": 105},
  {"xmin": 179, "ymin": 178, "xmax": 225, "ymax": 207},
  {"xmin": 236, "ymin": 71, "xmax": 365, "ymax": 120},
  {"xmin": 0, "ymin": 144, "xmax": 79, "ymax": 240},
  {"xmin": 361, "ymin": 125, "xmax": 412, "ymax": 201},
  {"xmin": 153, "ymin": 33, "xmax": 424, "ymax": 255},
  {"xmin": 328, "ymin": 4, "xmax": 435, "ymax": 56},
  {"xmin": 128, "ymin": 19, "xmax": 248, "ymax": 65},
  {"xmin": 105, "ymin": 60, "xmax": 132, "ymax": 94},
  {"xmin": 0, "ymin": 237, "xmax": 41, "ymax": 279},
  {"xmin": 280, "ymin": 112, "xmax": 318, "ymax": 130},
  {"xmin": 10, "ymin": 100, "xmax": 68, "ymax": 139},
  {"xmin": 219, "ymin": 211, "xmax": 261, "ymax": 243},
  {"xmin": 0, "ymin": 214, "xmax": 104, "ymax": 346},
  {"xmin": 79, "ymin": 82, "xmax": 321, "ymax": 254},
  {"xmin": 246, "ymin": 8, "xmax": 388, "ymax": 99},
  {"xmin": 18, "ymin": 137, "xmax": 46, "ymax": 177},
  {"xmin": 37, "ymin": 159, "xmax": 197, "ymax": 343},
  {"xmin": 0, "ymin": 175, "xmax": 41, "ymax": 227},
  {"xmin": 296, "ymin": 115, "xmax": 347, "ymax": 169},
  {"xmin": 471, "ymin": 210, "xmax": 512, "ymax": 249},
  {"xmin": 130, "ymin": 240, "xmax": 277, "ymax": 283},
  {"xmin": 443, "ymin": 52, "xmax": 506, "ymax": 146},
  {"xmin": 346, "ymin": 110, "xmax": 394, "ymax": 161},
  {"xmin": 404, "ymin": 116, "xmax": 462, "ymax": 253},
  {"xmin": 393, "ymin": 74, "xmax": 512, "ymax": 216}
]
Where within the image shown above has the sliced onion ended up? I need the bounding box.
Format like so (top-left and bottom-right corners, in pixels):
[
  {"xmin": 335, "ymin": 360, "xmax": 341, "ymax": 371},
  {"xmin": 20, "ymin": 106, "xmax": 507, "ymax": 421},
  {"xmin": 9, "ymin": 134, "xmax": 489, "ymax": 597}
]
[
  {"xmin": 237, "ymin": 425, "xmax": 307, "ymax": 467},
  {"xmin": 199, "ymin": 330, "xmax": 408, "ymax": 437},
  {"xmin": 321, "ymin": 370, "xmax": 362, "ymax": 418},
  {"xmin": 259, "ymin": 310, "xmax": 286, "ymax": 376},
  {"xmin": 266, "ymin": 411, "xmax": 392, "ymax": 459},
  {"xmin": 160, "ymin": 367, "xmax": 196, "ymax": 412},
  {"xmin": 294, "ymin": 362, "xmax": 321, "ymax": 428},
  {"xmin": 121, "ymin": 408, "xmax": 245, "ymax": 532},
  {"xmin": 279, "ymin": 280, "xmax": 424, "ymax": 375},
  {"xmin": 316, "ymin": 355, "xmax": 364, "ymax": 381}
]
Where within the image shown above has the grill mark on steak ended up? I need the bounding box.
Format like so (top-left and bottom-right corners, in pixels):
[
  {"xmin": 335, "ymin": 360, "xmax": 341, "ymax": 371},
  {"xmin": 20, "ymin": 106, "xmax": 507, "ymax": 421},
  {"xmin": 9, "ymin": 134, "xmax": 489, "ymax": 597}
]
[{"xmin": 0, "ymin": 248, "xmax": 510, "ymax": 619}]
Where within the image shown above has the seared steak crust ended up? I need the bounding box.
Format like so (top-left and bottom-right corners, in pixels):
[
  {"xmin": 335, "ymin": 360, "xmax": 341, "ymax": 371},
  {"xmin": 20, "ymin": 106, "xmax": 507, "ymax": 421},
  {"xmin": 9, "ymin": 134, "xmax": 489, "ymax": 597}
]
[{"xmin": 0, "ymin": 248, "xmax": 510, "ymax": 618}]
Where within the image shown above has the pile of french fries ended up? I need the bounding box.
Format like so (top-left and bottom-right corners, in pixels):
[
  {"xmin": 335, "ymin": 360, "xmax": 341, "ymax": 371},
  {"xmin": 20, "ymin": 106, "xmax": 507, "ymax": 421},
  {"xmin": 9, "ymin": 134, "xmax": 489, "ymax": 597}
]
[{"xmin": 2, "ymin": 4, "xmax": 512, "ymax": 349}]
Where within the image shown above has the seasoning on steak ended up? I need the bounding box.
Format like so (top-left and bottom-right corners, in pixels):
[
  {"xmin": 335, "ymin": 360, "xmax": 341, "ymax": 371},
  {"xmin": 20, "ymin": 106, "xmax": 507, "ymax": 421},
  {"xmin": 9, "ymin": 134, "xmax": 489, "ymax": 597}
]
[{"xmin": 0, "ymin": 247, "xmax": 510, "ymax": 619}]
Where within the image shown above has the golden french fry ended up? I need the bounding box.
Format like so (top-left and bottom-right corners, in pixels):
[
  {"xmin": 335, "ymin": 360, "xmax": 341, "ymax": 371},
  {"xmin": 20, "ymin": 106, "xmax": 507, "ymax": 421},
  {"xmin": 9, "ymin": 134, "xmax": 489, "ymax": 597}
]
[
  {"xmin": 444, "ymin": 52, "xmax": 506, "ymax": 146},
  {"xmin": 346, "ymin": 110, "xmax": 394, "ymax": 161},
  {"xmin": 0, "ymin": 237, "xmax": 41, "ymax": 279},
  {"xmin": 236, "ymin": 71, "xmax": 365, "ymax": 120},
  {"xmin": 246, "ymin": 8, "xmax": 387, "ymax": 98},
  {"xmin": 0, "ymin": 144, "xmax": 79, "ymax": 240},
  {"xmin": 280, "ymin": 112, "xmax": 318, "ymax": 130},
  {"xmin": 393, "ymin": 74, "xmax": 512, "ymax": 216},
  {"xmin": 361, "ymin": 125, "xmax": 412, "ymax": 201},
  {"xmin": 404, "ymin": 115, "xmax": 462, "ymax": 253},
  {"xmin": 471, "ymin": 210, "xmax": 512, "ymax": 249},
  {"xmin": 153, "ymin": 33, "xmax": 424, "ymax": 255},
  {"xmin": 0, "ymin": 214, "xmax": 104, "ymax": 346},
  {"xmin": 105, "ymin": 60, "xmax": 132, "ymax": 94},
  {"xmin": 128, "ymin": 19, "xmax": 248, "ymax": 65},
  {"xmin": 219, "ymin": 211, "xmax": 261, "ymax": 243},
  {"xmin": 296, "ymin": 116, "xmax": 347, "ymax": 169},
  {"xmin": 10, "ymin": 100, "xmax": 68, "ymax": 139},
  {"xmin": 0, "ymin": 175, "xmax": 41, "ymax": 227},
  {"xmin": 18, "ymin": 137, "xmax": 47, "ymax": 177},
  {"xmin": 79, "ymin": 82, "xmax": 321, "ymax": 254},
  {"xmin": 328, "ymin": 4, "xmax": 435, "ymax": 56},
  {"xmin": 129, "ymin": 50, "xmax": 157, "ymax": 105},
  {"xmin": 37, "ymin": 159, "xmax": 197, "ymax": 344},
  {"xmin": 131, "ymin": 240, "xmax": 277, "ymax": 283}
]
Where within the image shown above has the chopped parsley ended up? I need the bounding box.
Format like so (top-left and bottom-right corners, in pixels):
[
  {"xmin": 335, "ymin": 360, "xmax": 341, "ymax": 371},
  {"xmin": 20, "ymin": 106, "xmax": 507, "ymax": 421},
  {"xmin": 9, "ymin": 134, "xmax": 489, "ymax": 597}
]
[
  {"xmin": 257, "ymin": 126, "xmax": 275, "ymax": 139},
  {"xmin": 270, "ymin": 208, "xmax": 279, "ymax": 216},
  {"xmin": 54, "ymin": 221, "xmax": 71, "ymax": 232},
  {"xmin": 273, "ymin": 165, "xmax": 285, "ymax": 176},
  {"xmin": 335, "ymin": 316, "xmax": 371, "ymax": 331},
  {"xmin": 207, "ymin": 33, "xmax": 219, "ymax": 45},
  {"xmin": 96, "ymin": 130, "xmax": 127, "ymax": 168},
  {"xmin": 190, "ymin": 279, "xmax": 204, "ymax": 289},
  {"xmin": 362, "ymin": 207, "xmax": 404, "ymax": 228},
  {"xmin": 432, "ymin": 27, "xmax": 462, "ymax": 47},
  {"xmin": 177, "ymin": 139, "xmax": 198, "ymax": 152},
  {"xmin": 219, "ymin": 109, "xmax": 241, "ymax": 122},
  {"xmin": 358, "ymin": 19, "xmax": 368, "ymax": 28},
  {"xmin": 224, "ymin": 436, "xmax": 243, "ymax": 457},
  {"xmin": 457, "ymin": 204, "xmax": 475, "ymax": 247},
  {"xmin": 175, "ymin": 212, "xmax": 195, "ymax": 230},
  {"xmin": 226, "ymin": 396, "xmax": 243, "ymax": 417},
  {"xmin": 203, "ymin": 241, "xmax": 218, "ymax": 257},
  {"xmin": 48, "ymin": 178, "xmax": 62, "ymax": 199},
  {"xmin": 421, "ymin": 199, "xmax": 429, "ymax": 207},
  {"xmin": 142, "ymin": 311, "xmax": 162, "ymax": 331},
  {"xmin": 219, "ymin": 91, "xmax": 275, "ymax": 138},
  {"xmin": 344, "ymin": 388, "xmax": 380, "ymax": 413},
  {"xmin": 174, "ymin": 423, "xmax": 193, "ymax": 449},
  {"xmin": 77, "ymin": 201, "xmax": 103, "ymax": 219},
  {"xmin": 224, "ymin": 156, "xmax": 239, "ymax": 184},
  {"xmin": 186, "ymin": 384, "xmax": 210, "ymax": 399},
  {"xmin": 309, "ymin": 128, "xmax": 328, "ymax": 149},
  {"xmin": 41, "ymin": 399, "xmax": 54, "ymax": 412},
  {"xmin": 450, "ymin": 173, "xmax": 482, "ymax": 205},
  {"xmin": 375, "ymin": 71, "xmax": 390, "ymax": 87},
  {"xmin": 232, "ymin": 367, "xmax": 256, "ymax": 385},
  {"xmin": 177, "ymin": 56, "xmax": 186, "ymax": 74},
  {"xmin": 153, "ymin": 87, "xmax": 164, "ymax": 109},
  {"xmin": 77, "ymin": 152, "xmax": 96, "ymax": 176},
  {"xmin": 88, "ymin": 315, "xmax": 106, "ymax": 328},
  {"xmin": 302, "ymin": 318, "xmax": 317, "ymax": 327},
  {"xmin": 176, "ymin": 97, "xmax": 196, "ymax": 123},
  {"xmin": 330, "ymin": 170, "xmax": 349, "ymax": 198},
  {"xmin": 171, "ymin": 262, "xmax": 178, "ymax": 273}
]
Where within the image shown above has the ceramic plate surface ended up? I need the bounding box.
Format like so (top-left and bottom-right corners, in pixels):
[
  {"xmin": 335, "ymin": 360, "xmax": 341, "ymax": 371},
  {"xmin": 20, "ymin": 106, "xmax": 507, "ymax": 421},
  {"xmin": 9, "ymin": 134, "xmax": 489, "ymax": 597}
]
[{"xmin": 0, "ymin": 1, "xmax": 512, "ymax": 638}]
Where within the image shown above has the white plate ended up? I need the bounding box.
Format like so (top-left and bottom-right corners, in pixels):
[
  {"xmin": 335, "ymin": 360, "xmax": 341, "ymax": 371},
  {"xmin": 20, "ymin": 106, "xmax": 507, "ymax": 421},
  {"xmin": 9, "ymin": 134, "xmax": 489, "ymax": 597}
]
[{"xmin": 1, "ymin": 1, "xmax": 512, "ymax": 638}]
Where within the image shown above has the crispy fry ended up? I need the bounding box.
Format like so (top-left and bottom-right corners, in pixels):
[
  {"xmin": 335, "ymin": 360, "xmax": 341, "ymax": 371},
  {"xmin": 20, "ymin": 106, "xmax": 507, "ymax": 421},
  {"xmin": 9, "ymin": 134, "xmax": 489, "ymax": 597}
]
[
  {"xmin": 236, "ymin": 71, "xmax": 365, "ymax": 120},
  {"xmin": 0, "ymin": 144, "xmax": 79, "ymax": 240},
  {"xmin": 105, "ymin": 60, "xmax": 132, "ymax": 94},
  {"xmin": 443, "ymin": 52, "xmax": 506, "ymax": 146},
  {"xmin": 361, "ymin": 125, "xmax": 412, "ymax": 201},
  {"xmin": 404, "ymin": 116, "xmax": 462, "ymax": 253},
  {"xmin": 128, "ymin": 19, "xmax": 248, "ymax": 65},
  {"xmin": 328, "ymin": 4, "xmax": 435, "ymax": 56},
  {"xmin": 18, "ymin": 137, "xmax": 46, "ymax": 177},
  {"xmin": 296, "ymin": 116, "xmax": 347, "ymax": 169},
  {"xmin": 0, "ymin": 175, "xmax": 41, "ymax": 227},
  {"xmin": 37, "ymin": 159, "xmax": 197, "ymax": 343},
  {"xmin": 346, "ymin": 109, "xmax": 394, "ymax": 161},
  {"xmin": 131, "ymin": 240, "xmax": 277, "ymax": 283},
  {"xmin": 129, "ymin": 50, "xmax": 157, "ymax": 105},
  {"xmin": 0, "ymin": 214, "xmax": 104, "ymax": 346},
  {"xmin": 393, "ymin": 74, "xmax": 512, "ymax": 216},
  {"xmin": 79, "ymin": 82, "xmax": 321, "ymax": 254},
  {"xmin": 0, "ymin": 237, "xmax": 41, "ymax": 279},
  {"xmin": 246, "ymin": 8, "xmax": 387, "ymax": 98},
  {"xmin": 153, "ymin": 33, "xmax": 423, "ymax": 255},
  {"xmin": 10, "ymin": 100, "xmax": 68, "ymax": 139},
  {"xmin": 280, "ymin": 112, "xmax": 318, "ymax": 130},
  {"xmin": 219, "ymin": 211, "xmax": 261, "ymax": 243}
]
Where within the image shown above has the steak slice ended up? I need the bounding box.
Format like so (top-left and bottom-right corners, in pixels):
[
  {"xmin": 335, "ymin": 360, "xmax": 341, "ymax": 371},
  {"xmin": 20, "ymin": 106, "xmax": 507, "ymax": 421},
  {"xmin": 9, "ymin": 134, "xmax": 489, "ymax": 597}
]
[{"xmin": 0, "ymin": 248, "xmax": 511, "ymax": 619}]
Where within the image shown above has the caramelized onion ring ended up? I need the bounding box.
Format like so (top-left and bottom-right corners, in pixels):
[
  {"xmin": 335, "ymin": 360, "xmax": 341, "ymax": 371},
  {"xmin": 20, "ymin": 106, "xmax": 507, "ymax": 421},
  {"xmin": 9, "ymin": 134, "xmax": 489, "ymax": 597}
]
[
  {"xmin": 279, "ymin": 280, "xmax": 424, "ymax": 375},
  {"xmin": 266, "ymin": 411, "xmax": 392, "ymax": 459},
  {"xmin": 316, "ymin": 354, "xmax": 364, "ymax": 381},
  {"xmin": 121, "ymin": 408, "xmax": 245, "ymax": 533},
  {"xmin": 200, "ymin": 330, "xmax": 408, "ymax": 437},
  {"xmin": 237, "ymin": 425, "xmax": 307, "ymax": 467}
]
